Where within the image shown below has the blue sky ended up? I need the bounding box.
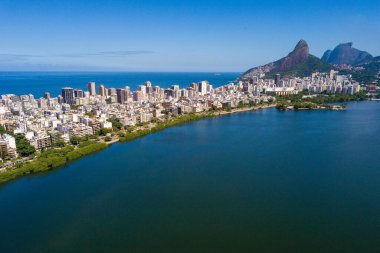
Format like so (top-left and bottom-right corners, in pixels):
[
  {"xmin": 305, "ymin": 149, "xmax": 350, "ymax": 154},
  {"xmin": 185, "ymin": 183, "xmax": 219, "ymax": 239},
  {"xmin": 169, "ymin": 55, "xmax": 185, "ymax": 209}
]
[{"xmin": 0, "ymin": 0, "xmax": 379, "ymax": 72}]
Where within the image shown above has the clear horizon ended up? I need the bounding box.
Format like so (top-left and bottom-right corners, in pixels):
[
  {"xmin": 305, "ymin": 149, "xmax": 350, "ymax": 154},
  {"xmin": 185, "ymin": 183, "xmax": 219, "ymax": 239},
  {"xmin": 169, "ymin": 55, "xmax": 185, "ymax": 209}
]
[
  {"xmin": 0, "ymin": 70, "xmax": 242, "ymax": 73},
  {"xmin": 1, "ymin": 0, "xmax": 379, "ymax": 72}
]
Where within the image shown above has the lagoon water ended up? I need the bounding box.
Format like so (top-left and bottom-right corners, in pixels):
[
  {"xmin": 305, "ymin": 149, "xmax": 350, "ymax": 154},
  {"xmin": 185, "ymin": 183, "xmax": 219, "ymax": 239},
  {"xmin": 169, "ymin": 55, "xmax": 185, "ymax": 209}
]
[{"xmin": 0, "ymin": 101, "xmax": 379, "ymax": 253}]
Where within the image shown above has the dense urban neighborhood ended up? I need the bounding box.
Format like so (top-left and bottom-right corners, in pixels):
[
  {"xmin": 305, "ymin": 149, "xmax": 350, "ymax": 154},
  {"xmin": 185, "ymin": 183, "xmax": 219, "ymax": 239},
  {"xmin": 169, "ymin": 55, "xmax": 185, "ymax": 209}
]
[{"xmin": 0, "ymin": 70, "xmax": 377, "ymax": 182}]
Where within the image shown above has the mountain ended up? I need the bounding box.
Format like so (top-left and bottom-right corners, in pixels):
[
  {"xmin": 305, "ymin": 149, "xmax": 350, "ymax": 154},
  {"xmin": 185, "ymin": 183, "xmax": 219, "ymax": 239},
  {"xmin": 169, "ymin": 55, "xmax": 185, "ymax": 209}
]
[
  {"xmin": 323, "ymin": 43, "xmax": 380, "ymax": 85},
  {"xmin": 322, "ymin": 42, "xmax": 373, "ymax": 65},
  {"xmin": 240, "ymin": 40, "xmax": 333, "ymax": 80},
  {"xmin": 321, "ymin": 50, "xmax": 332, "ymax": 63},
  {"xmin": 339, "ymin": 58, "xmax": 380, "ymax": 85}
]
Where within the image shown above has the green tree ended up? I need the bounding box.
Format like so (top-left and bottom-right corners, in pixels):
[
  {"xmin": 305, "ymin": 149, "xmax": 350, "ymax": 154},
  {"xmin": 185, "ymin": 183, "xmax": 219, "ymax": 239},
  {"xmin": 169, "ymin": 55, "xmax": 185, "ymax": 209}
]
[
  {"xmin": 69, "ymin": 136, "xmax": 81, "ymax": 145},
  {"xmin": 107, "ymin": 118, "xmax": 123, "ymax": 131},
  {"xmin": 53, "ymin": 138, "xmax": 66, "ymax": 148},
  {"xmin": 98, "ymin": 128, "xmax": 111, "ymax": 136},
  {"xmin": 15, "ymin": 134, "xmax": 36, "ymax": 157},
  {"xmin": 0, "ymin": 125, "xmax": 6, "ymax": 134},
  {"xmin": 80, "ymin": 135, "xmax": 89, "ymax": 142}
]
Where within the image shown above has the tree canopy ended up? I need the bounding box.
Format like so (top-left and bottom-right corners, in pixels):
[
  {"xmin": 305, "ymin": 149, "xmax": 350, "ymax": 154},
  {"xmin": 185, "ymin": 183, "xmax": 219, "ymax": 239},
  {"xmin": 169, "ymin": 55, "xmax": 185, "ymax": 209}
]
[{"xmin": 15, "ymin": 134, "xmax": 36, "ymax": 157}]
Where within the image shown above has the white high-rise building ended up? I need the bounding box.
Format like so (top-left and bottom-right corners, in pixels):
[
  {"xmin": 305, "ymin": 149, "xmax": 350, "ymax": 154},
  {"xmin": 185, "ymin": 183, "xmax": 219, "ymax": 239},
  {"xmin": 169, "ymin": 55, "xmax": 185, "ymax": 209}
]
[
  {"xmin": 198, "ymin": 81, "xmax": 208, "ymax": 95},
  {"xmin": 87, "ymin": 82, "xmax": 96, "ymax": 96},
  {"xmin": 2, "ymin": 134, "xmax": 16, "ymax": 149},
  {"xmin": 98, "ymin": 85, "xmax": 106, "ymax": 96}
]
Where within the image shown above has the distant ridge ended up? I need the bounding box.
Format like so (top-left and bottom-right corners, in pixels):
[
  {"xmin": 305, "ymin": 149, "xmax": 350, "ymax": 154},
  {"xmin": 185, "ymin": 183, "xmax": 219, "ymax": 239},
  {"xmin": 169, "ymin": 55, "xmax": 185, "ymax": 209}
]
[
  {"xmin": 240, "ymin": 40, "xmax": 333, "ymax": 80},
  {"xmin": 321, "ymin": 43, "xmax": 380, "ymax": 85},
  {"xmin": 322, "ymin": 42, "xmax": 373, "ymax": 65}
]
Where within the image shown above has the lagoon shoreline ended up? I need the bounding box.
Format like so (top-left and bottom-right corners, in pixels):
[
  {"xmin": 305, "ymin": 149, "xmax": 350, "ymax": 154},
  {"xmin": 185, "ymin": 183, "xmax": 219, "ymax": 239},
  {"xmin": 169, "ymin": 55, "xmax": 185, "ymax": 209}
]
[
  {"xmin": 0, "ymin": 98, "xmax": 372, "ymax": 186},
  {"xmin": 0, "ymin": 103, "xmax": 276, "ymax": 185}
]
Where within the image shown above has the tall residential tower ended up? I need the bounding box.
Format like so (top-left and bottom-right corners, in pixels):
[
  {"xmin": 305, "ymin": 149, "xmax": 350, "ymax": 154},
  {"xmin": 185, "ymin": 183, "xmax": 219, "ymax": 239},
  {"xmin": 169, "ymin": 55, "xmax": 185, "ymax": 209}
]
[{"xmin": 87, "ymin": 82, "xmax": 96, "ymax": 96}]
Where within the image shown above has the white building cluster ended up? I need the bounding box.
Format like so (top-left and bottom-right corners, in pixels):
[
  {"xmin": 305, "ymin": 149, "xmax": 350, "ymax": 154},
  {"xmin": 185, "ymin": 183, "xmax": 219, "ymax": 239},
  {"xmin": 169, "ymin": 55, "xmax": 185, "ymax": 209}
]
[
  {"xmin": 306, "ymin": 70, "xmax": 361, "ymax": 94},
  {"xmin": 0, "ymin": 70, "xmax": 361, "ymax": 162},
  {"xmin": 0, "ymin": 134, "xmax": 17, "ymax": 159},
  {"xmin": 0, "ymin": 79, "xmax": 269, "ymax": 157},
  {"xmin": 246, "ymin": 70, "xmax": 361, "ymax": 96}
]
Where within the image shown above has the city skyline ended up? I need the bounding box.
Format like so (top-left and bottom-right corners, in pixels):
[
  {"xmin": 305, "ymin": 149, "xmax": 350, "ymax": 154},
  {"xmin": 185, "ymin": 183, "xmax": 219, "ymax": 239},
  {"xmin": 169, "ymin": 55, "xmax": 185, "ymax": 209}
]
[
  {"xmin": 0, "ymin": 0, "xmax": 379, "ymax": 72},
  {"xmin": 0, "ymin": 2, "xmax": 379, "ymax": 252}
]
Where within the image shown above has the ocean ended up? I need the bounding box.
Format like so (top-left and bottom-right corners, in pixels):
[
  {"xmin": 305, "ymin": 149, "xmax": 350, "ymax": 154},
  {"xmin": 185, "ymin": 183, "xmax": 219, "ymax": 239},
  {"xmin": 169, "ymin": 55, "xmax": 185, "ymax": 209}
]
[{"xmin": 0, "ymin": 72, "xmax": 240, "ymax": 97}]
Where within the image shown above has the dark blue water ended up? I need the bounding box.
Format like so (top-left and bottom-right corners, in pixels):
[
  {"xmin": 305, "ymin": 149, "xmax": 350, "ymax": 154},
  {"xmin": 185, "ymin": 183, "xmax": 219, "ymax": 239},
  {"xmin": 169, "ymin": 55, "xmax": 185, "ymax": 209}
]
[
  {"xmin": 0, "ymin": 72, "xmax": 239, "ymax": 97},
  {"xmin": 0, "ymin": 101, "xmax": 379, "ymax": 253}
]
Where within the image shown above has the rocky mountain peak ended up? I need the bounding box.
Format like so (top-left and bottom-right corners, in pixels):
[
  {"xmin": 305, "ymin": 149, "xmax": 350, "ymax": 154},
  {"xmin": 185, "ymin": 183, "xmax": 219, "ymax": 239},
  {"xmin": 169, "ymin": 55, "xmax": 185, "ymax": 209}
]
[
  {"xmin": 294, "ymin": 39, "xmax": 309, "ymax": 51},
  {"xmin": 280, "ymin": 40, "xmax": 310, "ymax": 71},
  {"xmin": 322, "ymin": 42, "xmax": 373, "ymax": 65},
  {"xmin": 338, "ymin": 42, "xmax": 353, "ymax": 48},
  {"xmin": 239, "ymin": 39, "xmax": 332, "ymax": 79}
]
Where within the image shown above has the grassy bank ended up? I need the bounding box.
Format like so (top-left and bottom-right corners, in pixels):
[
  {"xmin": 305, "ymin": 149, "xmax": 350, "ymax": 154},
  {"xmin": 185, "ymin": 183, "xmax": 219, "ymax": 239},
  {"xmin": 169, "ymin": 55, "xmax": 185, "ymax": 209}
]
[
  {"xmin": 276, "ymin": 92, "xmax": 367, "ymax": 110},
  {"xmin": 119, "ymin": 113, "xmax": 214, "ymax": 142},
  {"xmin": 0, "ymin": 109, "xmax": 253, "ymax": 185},
  {"xmin": 0, "ymin": 96, "xmax": 354, "ymax": 185},
  {"xmin": 0, "ymin": 142, "xmax": 107, "ymax": 184},
  {"xmin": 276, "ymin": 102, "xmax": 346, "ymax": 111},
  {"xmin": 119, "ymin": 103, "xmax": 278, "ymax": 143},
  {"xmin": 276, "ymin": 91, "xmax": 367, "ymax": 104},
  {"xmin": 0, "ymin": 113, "xmax": 216, "ymax": 184}
]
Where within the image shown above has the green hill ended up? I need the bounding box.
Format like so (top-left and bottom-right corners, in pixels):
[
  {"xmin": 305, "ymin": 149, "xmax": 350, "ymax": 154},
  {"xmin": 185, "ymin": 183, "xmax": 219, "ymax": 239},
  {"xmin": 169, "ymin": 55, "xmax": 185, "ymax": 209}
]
[
  {"xmin": 240, "ymin": 40, "xmax": 334, "ymax": 80},
  {"xmin": 340, "ymin": 61, "xmax": 380, "ymax": 85},
  {"xmin": 264, "ymin": 55, "xmax": 333, "ymax": 79}
]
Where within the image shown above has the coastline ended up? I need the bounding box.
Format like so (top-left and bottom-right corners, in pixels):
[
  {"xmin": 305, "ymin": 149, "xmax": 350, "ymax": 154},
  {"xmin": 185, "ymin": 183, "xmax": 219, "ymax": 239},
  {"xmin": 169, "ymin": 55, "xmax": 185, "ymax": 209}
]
[
  {"xmin": 2, "ymin": 101, "xmax": 379, "ymax": 253},
  {"xmin": 215, "ymin": 104, "xmax": 276, "ymax": 115},
  {"xmin": 0, "ymin": 142, "xmax": 108, "ymax": 185},
  {"xmin": 0, "ymin": 103, "xmax": 275, "ymax": 185},
  {"xmin": 117, "ymin": 103, "xmax": 276, "ymax": 143},
  {"xmin": 0, "ymin": 100, "xmax": 376, "ymax": 186},
  {"xmin": 0, "ymin": 99, "xmax": 374, "ymax": 186}
]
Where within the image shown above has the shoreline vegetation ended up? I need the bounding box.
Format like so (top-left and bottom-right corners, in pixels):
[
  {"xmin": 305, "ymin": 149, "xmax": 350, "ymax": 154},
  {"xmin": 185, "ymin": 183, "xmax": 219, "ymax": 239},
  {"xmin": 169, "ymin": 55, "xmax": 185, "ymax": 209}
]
[
  {"xmin": 0, "ymin": 142, "xmax": 107, "ymax": 184},
  {"xmin": 119, "ymin": 103, "xmax": 276, "ymax": 143},
  {"xmin": 0, "ymin": 93, "xmax": 370, "ymax": 185},
  {"xmin": 275, "ymin": 91, "xmax": 367, "ymax": 111},
  {"xmin": 0, "ymin": 103, "xmax": 274, "ymax": 185}
]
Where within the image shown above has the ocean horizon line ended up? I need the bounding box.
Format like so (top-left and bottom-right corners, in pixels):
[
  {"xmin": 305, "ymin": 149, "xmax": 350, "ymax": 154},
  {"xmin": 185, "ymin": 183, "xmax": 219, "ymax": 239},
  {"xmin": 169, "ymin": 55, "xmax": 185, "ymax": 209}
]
[{"xmin": 0, "ymin": 70, "xmax": 242, "ymax": 74}]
